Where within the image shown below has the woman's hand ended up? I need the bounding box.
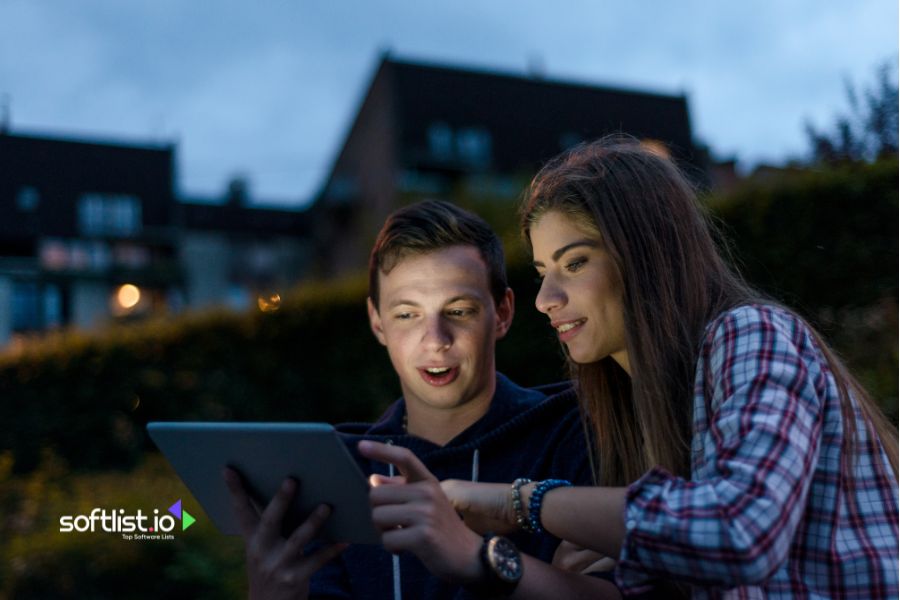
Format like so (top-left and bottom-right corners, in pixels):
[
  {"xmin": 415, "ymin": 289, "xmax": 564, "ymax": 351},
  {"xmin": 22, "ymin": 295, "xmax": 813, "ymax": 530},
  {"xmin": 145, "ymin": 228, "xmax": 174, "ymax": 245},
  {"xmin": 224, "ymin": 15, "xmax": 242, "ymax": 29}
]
[
  {"xmin": 553, "ymin": 541, "xmax": 615, "ymax": 574},
  {"xmin": 439, "ymin": 479, "xmax": 517, "ymax": 535}
]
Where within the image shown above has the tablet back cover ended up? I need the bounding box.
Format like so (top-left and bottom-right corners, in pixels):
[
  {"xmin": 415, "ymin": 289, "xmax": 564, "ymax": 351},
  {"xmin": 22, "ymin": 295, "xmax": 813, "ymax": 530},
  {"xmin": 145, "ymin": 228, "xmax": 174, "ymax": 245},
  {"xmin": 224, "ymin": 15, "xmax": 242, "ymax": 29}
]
[{"xmin": 147, "ymin": 422, "xmax": 380, "ymax": 544}]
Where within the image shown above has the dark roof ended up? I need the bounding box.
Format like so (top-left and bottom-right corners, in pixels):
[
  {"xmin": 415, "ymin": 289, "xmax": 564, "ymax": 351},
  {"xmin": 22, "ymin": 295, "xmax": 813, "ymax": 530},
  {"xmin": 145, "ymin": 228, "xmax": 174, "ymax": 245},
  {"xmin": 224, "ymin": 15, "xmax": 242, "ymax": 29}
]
[
  {"xmin": 180, "ymin": 202, "xmax": 310, "ymax": 236},
  {"xmin": 384, "ymin": 56, "xmax": 697, "ymax": 172},
  {"xmin": 0, "ymin": 130, "xmax": 176, "ymax": 240}
]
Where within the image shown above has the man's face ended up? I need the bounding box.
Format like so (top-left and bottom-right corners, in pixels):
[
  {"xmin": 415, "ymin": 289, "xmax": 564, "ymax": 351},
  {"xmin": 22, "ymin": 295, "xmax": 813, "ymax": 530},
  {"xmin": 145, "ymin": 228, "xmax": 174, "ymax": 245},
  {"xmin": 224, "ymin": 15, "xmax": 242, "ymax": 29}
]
[{"xmin": 368, "ymin": 245, "xmax": 514, "ymax": 417}]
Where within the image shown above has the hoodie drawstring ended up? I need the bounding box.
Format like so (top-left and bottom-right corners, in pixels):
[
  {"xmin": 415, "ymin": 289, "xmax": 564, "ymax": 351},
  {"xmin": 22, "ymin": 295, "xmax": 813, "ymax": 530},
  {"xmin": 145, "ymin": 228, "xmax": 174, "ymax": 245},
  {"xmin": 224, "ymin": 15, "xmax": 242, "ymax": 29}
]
[
  {"xmin": 387, "ymin": 441, "xmax": 402, "ymax": 600},
  {"xmin": 388, "ymin": 444, "xmax": 482, "ymax": 600}
]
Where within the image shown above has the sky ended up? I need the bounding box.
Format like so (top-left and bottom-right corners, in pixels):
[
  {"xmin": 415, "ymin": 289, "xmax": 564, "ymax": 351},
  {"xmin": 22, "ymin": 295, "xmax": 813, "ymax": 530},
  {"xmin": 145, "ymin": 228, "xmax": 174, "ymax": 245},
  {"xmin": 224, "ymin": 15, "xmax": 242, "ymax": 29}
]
[{"xmin": 1, "ymin": 1, "xmax": 896, "ymax": 207}]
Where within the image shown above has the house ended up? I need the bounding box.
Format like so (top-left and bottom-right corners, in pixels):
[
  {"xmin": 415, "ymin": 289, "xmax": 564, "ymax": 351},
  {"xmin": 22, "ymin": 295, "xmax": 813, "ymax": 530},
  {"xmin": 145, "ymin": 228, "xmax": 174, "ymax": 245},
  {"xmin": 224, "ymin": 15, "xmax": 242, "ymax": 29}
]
[
  {"xmin": 0, "ymin": 131, "xmax": 311, "ymax": 347},
  {"xmin": 311, "ymin": 53, "xmax": 705, "ymax": 276},
  {"xmin": 0, "ymin": 131, "xmax": 182, "ymax": 347}
]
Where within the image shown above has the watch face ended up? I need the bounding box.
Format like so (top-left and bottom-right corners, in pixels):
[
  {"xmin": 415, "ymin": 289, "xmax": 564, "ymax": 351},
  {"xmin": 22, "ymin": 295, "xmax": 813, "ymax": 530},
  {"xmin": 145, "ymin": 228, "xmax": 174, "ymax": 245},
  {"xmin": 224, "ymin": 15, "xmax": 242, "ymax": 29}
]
[{"xmin": 487, "ymin": 536, "xmax": 523, "ymax": 583}]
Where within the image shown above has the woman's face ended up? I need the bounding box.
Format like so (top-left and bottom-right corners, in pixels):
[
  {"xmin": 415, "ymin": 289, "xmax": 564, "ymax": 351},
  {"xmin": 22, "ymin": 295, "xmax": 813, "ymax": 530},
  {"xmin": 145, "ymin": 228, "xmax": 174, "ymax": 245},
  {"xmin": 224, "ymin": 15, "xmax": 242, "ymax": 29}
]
[{"xmin": 529, "ymin": 210, "xmax": 630, "ymax": 373}]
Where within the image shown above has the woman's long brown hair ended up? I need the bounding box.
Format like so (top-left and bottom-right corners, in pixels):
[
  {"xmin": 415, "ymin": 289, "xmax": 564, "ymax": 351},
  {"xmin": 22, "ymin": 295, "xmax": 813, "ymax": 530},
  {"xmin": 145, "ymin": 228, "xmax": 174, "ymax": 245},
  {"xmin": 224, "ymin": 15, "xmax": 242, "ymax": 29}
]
[{"xmin": 521, "ymin": 135, "xmax": 898, "ymax": 486}]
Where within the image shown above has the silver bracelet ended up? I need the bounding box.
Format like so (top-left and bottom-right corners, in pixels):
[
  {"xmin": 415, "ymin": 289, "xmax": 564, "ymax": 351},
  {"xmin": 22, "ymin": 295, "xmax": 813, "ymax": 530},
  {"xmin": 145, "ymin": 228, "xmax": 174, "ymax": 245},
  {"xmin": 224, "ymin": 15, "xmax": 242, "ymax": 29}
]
[{"xmin": 511, "ymin": 478, "xmax": 534, "ymax": 533}]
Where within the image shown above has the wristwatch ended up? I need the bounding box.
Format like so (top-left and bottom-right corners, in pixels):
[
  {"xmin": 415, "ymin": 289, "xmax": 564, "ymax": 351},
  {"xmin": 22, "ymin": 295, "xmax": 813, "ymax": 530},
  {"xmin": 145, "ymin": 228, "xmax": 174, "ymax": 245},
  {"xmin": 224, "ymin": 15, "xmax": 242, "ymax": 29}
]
[{"xmin": 469, "ymin": 533, "xmax": 523, "ymax": 597}]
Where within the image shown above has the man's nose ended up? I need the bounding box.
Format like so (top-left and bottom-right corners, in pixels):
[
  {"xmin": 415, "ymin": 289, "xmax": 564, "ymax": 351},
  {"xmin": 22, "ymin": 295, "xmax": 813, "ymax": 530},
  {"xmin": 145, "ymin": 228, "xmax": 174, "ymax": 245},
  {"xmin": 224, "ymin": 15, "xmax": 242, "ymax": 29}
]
[{"xmin": 422, "ymin": 316, "xmax": 452, "ymax": 351}]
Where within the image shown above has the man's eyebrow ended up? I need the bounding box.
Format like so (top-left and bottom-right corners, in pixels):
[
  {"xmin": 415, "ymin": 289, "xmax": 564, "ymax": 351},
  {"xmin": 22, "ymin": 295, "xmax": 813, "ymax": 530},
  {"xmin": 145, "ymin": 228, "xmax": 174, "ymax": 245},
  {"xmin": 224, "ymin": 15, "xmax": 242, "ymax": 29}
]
[
  {"xmin": 532, "ymin": 239, "xmax": 600, "ymax": 268},
  {"xmin": 446, "ymin": 294, "xmax": 481, "ymax": 304},
  {"xmin": 386, "ymin": 298, "xmax": 421, "ymax": 310}
]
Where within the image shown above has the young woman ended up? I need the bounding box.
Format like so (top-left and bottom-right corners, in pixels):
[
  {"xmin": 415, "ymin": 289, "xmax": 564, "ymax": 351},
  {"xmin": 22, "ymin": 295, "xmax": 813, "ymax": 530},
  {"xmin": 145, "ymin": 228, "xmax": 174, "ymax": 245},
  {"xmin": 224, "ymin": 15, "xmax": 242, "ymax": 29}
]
[{"xmin": 441, "ymin": 137, "xmax": 899, "ymax": 598}]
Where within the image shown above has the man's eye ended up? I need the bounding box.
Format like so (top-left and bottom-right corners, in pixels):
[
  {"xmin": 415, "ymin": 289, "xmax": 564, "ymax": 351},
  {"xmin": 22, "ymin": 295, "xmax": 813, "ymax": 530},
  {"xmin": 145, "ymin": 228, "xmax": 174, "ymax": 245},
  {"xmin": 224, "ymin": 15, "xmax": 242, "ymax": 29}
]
[
  {"xmin": 533, "ymin": 273, "xmax": 545, "ymax": 284},
  {"xmin": 447, "ymin": 308, "xmax": 474, "ymax": 317},
  {"xmin": 395, "ymin": 312, "xmax": 413, "ymax": 320}
]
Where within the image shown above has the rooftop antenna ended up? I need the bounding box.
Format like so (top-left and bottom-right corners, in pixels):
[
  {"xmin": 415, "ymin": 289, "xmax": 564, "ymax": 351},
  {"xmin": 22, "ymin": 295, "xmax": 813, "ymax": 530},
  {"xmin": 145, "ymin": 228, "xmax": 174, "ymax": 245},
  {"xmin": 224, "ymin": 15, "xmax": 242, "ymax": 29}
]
[
  {"xmin": 0, "ymin": 93, "xmax": 10, "ymax": 134},
  {"xmin": 527, "ymin": 54, "xmax": 546, "ymax": 79}
]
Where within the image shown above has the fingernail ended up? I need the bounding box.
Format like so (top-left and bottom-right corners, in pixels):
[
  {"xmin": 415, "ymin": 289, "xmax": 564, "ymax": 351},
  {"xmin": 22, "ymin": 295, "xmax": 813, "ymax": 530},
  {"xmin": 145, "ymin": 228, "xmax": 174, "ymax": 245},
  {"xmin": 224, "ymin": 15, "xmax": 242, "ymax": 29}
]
[
  {"xmin": 358, "ymin": 440, "xmax": 371, "ymax": 451},
  {"xmin": 282, "ymin": 479, "xmax": 296, "ymax": 492},
  {"xmin": 317, "ymin": 504, "xmax": 332, "ymax": 517}
]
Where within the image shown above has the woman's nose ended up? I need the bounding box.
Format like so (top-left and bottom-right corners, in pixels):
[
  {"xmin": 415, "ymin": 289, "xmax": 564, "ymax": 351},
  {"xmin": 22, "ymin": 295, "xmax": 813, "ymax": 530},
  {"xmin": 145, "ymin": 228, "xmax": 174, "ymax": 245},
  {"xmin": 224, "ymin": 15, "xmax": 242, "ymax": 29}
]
[{"xmin": 535, "ymin": 276, "xmax": 566, "ymax": 315}]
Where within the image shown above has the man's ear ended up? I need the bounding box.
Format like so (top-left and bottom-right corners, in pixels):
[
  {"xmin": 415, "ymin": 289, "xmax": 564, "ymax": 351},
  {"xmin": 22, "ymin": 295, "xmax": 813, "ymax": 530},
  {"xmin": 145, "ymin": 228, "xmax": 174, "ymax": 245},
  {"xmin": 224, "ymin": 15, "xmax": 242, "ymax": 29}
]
[
  {"xmin": 367, "ymin": 297, "xmax": 387, "ymax": 346},
  {"xmin": 494, "ymin": 287, "xmax": 515, "ymax": 339}
]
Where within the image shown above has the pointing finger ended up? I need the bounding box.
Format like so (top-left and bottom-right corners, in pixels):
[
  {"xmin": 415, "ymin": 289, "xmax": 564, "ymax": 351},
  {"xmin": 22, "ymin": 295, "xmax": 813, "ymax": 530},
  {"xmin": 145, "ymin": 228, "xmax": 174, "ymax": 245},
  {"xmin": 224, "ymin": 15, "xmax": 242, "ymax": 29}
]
[{"xmin": 358, "ymin": 440, "xmax": 436, "ymax": 483}]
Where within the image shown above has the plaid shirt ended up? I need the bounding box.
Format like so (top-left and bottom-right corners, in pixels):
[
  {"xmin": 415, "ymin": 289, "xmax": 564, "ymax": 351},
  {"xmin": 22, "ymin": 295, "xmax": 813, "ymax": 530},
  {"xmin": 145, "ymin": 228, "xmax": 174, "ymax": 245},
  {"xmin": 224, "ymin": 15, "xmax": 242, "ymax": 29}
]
[{"xmin": 616, "ymin": 305, "xmax": 898, "ymax": 598}]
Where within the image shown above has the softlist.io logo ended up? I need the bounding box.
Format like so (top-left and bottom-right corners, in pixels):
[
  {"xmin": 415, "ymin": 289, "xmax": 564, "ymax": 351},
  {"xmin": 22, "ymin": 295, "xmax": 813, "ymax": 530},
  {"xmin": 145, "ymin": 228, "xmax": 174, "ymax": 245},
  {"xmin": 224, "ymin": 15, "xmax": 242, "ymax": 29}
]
[{"xmin": 59, "ymin": 499, "xmax": 196, "ymax": 541}]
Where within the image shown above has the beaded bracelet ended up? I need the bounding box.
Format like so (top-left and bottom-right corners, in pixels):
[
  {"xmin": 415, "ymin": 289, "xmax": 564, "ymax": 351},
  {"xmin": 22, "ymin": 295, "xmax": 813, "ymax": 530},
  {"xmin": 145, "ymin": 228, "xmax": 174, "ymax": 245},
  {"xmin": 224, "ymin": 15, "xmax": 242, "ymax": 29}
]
[
  {"xmin": 527, "ymin": 479, "xmax": 572, "ymax": 534},
  {"xmin": 510, "ymin": 478, "xmax": 533, "ymax": 533}
]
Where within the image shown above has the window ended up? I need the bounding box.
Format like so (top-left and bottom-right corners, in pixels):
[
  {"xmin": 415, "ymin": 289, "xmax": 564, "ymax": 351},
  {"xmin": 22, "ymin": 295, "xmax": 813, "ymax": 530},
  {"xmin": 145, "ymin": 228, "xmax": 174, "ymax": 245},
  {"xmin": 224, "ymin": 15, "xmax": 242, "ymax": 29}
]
[
  {"xmin": 40, "ymin": 239, "xmax": 113, "ymax": 272},
  {"xmin": 78, "ymin": 193, "xmax": 143, "ymax": 236},
  {"xmin": 16, "ymin": 186, "xmax": 40, "ymax": 211},
  {"xmin": 559, "ymin": 132, "xmax": 583, "ymax": 150},
  {"xmin": 456, "ymin": 128, "xmax": 492, "ymax": 168},
  {"xmin": 12, "ymin": 281, "xmax": 62, "ymax": 332},
  {"xmin": 427, "ymin": 122, "xmax": 454, "ymax": 161}
]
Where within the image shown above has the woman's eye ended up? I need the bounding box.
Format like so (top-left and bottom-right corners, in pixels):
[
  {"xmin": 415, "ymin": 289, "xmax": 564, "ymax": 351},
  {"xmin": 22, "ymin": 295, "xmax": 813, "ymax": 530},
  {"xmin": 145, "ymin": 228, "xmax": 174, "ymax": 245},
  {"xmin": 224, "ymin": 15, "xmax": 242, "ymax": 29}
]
[{"xmin": 565, "ymin": 258, "xmax": 586, "ymax": 273}]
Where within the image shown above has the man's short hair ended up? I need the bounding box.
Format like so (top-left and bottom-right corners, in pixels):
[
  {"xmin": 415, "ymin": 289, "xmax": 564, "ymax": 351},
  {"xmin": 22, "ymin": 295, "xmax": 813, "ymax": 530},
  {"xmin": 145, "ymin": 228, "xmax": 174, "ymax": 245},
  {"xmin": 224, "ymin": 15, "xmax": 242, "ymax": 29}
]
[{"xmin": 368, "ymin": 200, "xmax": 508, "ymax": 309}]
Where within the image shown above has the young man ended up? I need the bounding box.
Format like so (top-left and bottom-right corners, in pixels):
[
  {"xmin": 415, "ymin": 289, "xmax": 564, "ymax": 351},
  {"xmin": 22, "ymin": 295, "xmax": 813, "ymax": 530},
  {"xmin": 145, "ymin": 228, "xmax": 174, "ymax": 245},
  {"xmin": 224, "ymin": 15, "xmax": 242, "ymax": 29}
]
[{"xmin": 225, "ymin": 201, "xmax": 617, "ymax": 599}]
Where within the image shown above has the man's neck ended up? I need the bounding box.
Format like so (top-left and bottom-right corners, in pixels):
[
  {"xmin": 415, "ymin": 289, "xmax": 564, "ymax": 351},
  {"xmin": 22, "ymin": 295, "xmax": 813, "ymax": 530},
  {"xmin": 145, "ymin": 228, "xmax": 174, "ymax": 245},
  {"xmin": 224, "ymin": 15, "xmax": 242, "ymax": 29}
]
[{"xmin": 404, "ymin": 391, "xmax": 494, "ymax": 447}]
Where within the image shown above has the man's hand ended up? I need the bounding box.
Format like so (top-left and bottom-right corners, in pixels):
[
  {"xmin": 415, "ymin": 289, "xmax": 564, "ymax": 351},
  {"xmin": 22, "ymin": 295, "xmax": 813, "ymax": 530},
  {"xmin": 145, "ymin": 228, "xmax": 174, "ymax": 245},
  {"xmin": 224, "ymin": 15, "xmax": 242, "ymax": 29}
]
[
  {"xmin": 357, "ymin": 440, "xmax": 484, "ymax": 584},
  {"xmin": 439, "ymin": 478, "xmax": 517, "ymax": 535},
  {"xmin": 223, "ymin": 467, "xmax": 347, "ymax": 600}
]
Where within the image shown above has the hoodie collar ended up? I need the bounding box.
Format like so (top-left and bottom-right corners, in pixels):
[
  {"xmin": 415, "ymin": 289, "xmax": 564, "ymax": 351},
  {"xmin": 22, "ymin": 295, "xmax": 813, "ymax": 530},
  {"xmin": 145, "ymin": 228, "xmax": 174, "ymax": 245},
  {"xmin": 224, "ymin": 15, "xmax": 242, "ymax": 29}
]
[{"xmin": 365, "ymin": 372, "xmax": 546, "ymax": 449}]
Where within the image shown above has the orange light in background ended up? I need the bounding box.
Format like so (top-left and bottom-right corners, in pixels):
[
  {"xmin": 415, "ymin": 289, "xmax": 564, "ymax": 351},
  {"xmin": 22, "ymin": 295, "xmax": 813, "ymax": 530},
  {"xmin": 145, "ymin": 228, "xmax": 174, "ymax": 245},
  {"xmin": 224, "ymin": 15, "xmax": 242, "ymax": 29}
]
[
  {"xmin": 639, "ymin": 139, "xmax": 671, "ymax": 159},
  {"xmin": 258, "ymin": 293, "xmax": 281, "ymax": 312},
  {"xmin": 116, "ymin": 284, "xmax": 141, "ymax": 310}
]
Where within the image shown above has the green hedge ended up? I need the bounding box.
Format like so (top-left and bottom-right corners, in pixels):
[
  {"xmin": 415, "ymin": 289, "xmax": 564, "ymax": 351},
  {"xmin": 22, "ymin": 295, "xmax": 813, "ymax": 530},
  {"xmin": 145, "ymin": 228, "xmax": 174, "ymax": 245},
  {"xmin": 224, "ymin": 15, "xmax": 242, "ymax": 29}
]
[
  {"xmin": 0, "ymin": 272, "xmax": 565, "ymax": 474},
  {"xmin": 707, "ymin": 159, "xmax": 898, "ymax": 416},
  {"xmin": 708, "ymin": 159, "xmax": 898, "ymax": 312}
]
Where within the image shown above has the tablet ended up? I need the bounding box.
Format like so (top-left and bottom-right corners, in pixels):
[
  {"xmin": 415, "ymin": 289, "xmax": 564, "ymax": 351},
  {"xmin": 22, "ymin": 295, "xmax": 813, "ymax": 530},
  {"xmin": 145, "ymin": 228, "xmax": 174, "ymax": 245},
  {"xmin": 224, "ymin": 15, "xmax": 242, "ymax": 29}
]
[{"xmin": 147, "ymin": 422, "xmax": 380, "ymax": 544}]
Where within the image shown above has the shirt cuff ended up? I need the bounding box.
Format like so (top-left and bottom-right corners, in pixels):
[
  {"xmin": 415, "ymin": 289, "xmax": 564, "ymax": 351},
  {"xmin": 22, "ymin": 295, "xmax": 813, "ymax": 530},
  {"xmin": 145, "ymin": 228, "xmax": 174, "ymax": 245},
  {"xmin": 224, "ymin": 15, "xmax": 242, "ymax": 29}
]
[{"xmin": 615, "ymin": 466, "xmax": 676, "ymax": 594}]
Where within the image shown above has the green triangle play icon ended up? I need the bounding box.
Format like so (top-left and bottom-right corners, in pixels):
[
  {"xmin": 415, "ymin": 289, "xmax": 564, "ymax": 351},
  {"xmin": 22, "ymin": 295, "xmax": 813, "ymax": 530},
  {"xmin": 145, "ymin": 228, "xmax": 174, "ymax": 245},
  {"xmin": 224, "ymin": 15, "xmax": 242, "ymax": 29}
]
[{"xmin": 182, "ymin": 510, "xmax": 196, "ymax": 531}]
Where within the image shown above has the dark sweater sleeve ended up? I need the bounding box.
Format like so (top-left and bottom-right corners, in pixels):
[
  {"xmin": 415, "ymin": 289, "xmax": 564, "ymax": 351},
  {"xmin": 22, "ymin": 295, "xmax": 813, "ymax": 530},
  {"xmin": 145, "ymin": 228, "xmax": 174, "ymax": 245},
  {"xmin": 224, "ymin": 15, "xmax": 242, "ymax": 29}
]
[{"xmin": 308, "ymin": 552, "xmax": 352, "ymax": 599}]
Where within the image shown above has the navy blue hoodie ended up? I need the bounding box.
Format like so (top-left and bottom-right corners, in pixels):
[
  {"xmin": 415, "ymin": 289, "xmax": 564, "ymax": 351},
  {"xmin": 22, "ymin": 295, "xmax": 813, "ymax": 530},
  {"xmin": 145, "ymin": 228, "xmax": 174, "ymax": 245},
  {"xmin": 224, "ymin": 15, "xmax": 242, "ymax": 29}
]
[{"xmin": 308, "ymin": 373, "xmax": 593, "ymax": 600}]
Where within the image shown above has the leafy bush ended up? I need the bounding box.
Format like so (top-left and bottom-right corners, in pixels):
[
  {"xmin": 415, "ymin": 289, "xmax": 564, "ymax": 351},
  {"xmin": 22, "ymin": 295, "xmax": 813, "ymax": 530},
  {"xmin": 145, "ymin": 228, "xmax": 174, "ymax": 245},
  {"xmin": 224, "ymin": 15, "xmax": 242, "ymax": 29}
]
[
  {"xmin": 707, "ymin": 159, "xmax": 898, "ymax": 416},
  {"xmin": 0, "ymin": 273, "xmax": 565, "ymax": 474},
  {"xmin": 0, "ymin": 451, "xmax": 245, "ymax": 599}
]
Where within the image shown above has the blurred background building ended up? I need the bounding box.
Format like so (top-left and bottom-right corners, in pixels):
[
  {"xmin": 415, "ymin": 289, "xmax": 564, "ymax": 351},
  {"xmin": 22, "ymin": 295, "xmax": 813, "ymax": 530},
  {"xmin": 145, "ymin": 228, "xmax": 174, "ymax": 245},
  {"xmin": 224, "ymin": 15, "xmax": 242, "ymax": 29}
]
[
  {"xmin": 311, "ymin": 54, "xmax": 705, "ymax": 276},
  {"xmin": 1, "ymin": 54, "xmax": 712, "ymax": 346}
]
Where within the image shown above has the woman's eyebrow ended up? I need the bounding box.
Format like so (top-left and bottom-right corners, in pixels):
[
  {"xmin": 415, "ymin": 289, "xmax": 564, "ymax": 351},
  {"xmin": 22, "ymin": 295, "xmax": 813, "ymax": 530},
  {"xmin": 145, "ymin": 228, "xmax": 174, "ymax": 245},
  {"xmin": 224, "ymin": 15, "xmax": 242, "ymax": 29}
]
[{"xmin": 532, "ymin": 239, "xmax": 599, "ymax": 268}]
